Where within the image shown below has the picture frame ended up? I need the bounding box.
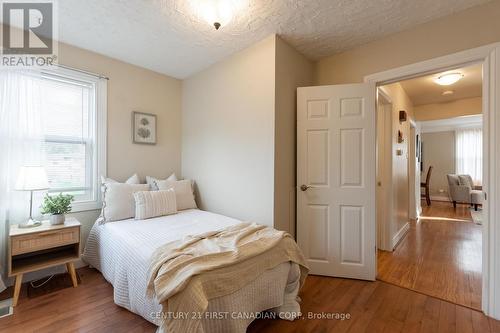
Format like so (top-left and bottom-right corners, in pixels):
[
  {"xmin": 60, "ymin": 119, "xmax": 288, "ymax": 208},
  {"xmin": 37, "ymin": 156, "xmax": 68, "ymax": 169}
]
[{"xmin": 132, "ymin": 111, "xmax": 157, "ymax": 145}]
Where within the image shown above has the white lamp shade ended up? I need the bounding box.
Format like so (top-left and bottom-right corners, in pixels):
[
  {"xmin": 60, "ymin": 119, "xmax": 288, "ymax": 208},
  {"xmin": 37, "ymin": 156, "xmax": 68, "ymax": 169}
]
[{"xmin": 15, "ymin": 166, "xmax": 49, "ymax": 191}]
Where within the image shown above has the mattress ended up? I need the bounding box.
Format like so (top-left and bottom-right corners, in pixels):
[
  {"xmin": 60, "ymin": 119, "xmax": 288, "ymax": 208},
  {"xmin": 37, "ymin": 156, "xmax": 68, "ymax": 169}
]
[{"xmin": 82, "ymin": 209, "xmax": 300, "ymax": 331}]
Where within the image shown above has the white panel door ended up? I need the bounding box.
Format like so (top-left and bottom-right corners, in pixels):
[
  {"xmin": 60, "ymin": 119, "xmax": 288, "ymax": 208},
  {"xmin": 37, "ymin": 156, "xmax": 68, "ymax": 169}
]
[{"xmin": 297, "ymin": 83, "xmax": 376, "ymax": 280}]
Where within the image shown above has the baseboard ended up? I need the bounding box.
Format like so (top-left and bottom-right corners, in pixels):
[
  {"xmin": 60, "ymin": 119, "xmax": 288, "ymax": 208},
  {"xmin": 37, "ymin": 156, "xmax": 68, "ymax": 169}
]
[
  {"xmin": 416, "ymin": 206, "xmax": 422, "ymax": 222},
  {"xmin": 392, "ymin": 222, "xmax": 410, "ymax": 249},
  {"xmin": 430, "ymin": 195, "xmax": 451, "ymax": 202}
]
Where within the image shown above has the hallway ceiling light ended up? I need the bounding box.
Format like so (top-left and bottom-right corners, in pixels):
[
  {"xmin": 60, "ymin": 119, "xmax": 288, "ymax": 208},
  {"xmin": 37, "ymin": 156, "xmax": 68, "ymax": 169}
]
[
  {"xmin": 434, "ymin": 72, "xmax": 464, "ymax": 86},
  {"xmin": 189, "ymin": 0, "xmax": 248, "ymax": 30}
]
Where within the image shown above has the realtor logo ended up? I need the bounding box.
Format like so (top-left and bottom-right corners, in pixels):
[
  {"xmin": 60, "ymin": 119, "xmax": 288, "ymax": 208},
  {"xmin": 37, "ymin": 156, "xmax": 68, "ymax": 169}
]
[{"xmin": 1, "ymin": 0, "xmax": 58, "ymax": 67}]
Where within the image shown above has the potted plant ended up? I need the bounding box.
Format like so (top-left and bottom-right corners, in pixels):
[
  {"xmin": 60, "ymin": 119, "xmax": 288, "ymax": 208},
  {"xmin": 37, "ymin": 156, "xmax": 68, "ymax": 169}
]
[{"xmin": 41, "ymin": 193, "xmax": 74, "ymax": 225}]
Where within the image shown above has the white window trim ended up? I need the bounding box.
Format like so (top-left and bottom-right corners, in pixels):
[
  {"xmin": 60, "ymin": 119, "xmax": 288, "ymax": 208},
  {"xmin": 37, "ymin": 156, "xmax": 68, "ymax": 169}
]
[{"xmin": 41, "ymin": 66, "xmax": 107, "ymax": 212}]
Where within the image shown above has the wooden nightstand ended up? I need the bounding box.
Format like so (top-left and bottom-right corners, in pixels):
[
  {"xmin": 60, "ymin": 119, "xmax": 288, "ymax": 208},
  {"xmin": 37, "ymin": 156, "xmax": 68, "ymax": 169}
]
[{"xmin": 8, "ymin": 218, "xmax": 81, "ymax": 306}]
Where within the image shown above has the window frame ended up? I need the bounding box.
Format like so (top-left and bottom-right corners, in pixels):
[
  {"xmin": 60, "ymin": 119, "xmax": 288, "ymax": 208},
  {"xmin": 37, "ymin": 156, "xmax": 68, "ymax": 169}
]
[{"xmin": 40, "ymin": 67, "xmax": 107, "ymax": 212}]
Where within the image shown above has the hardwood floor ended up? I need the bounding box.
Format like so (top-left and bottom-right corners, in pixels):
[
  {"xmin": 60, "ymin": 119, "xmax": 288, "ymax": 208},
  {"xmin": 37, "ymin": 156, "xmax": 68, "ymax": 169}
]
[
  {"xmin": 1, "ymin": 265, "xmax": 498, "ymax": 333},
  {"xmin": 377, "ymin": 200, "xmax": 482, "ymax": 309}
]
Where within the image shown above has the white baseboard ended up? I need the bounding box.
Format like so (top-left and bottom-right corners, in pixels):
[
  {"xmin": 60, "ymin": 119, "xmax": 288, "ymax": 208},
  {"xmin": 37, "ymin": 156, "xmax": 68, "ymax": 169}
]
[
  {"xmin": 429, "ymin": 195, "xmax": 451, "ymax": 202},
  {"xmin": 392, "ymin": 222, "xmax": 410, "ymax": 249}
]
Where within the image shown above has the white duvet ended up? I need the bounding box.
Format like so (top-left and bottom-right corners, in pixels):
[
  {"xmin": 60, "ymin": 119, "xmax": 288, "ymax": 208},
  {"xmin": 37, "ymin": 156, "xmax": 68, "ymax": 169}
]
[{"xmin": 82, "ymin": 209, "xmax": 300, "ymax": 331}]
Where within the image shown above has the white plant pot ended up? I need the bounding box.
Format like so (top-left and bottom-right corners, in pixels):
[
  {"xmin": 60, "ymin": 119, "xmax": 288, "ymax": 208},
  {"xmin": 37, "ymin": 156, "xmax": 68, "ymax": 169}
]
[{"xmin": 50, "ymin": 214, "xmax": 65, "ymax": 225}]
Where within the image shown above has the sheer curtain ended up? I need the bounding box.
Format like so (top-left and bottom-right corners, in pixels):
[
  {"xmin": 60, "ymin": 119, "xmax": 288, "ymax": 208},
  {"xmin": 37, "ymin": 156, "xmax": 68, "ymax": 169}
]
[
  {"xmin": 455, "ymin": 128, "xmax": 483, "ymax": 185},
  {"xmin": 0, "ymin": 70, "xmax": 45, "ymax": 290}
]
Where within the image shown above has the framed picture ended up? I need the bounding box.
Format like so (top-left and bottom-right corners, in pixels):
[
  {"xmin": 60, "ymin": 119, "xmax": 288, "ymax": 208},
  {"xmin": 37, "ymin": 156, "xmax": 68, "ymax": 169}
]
[{"xmin": 132, "ymin": 111, "xmax": 157, "ymax": 145}]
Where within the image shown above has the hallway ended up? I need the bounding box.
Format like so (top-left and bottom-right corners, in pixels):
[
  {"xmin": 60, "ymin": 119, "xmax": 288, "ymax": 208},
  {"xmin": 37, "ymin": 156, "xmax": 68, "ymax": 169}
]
[{"xmin": 377, "ymin": 201, "xmax": 482, "ymax": 309}]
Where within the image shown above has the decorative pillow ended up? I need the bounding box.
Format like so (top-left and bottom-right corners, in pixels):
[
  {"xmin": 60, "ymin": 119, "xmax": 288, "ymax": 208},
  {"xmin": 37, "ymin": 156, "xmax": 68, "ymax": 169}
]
[
  {"xmin": 156, "ymin": 179, "xmax": 197, "ymax": 211},
  {"xmin": 134, "ymin": 189, "xmax": 177, "ymax": 220},
  {"xmin": 458, "ymin": 175, "xmax": 474, "ymax": 189},
  {"xmin": 102, "ymin": 183, "xmax": 150, "ymax": 222},
  {"xmin": 101, "ymin": 173, "xmax": 141, "ymax": 185},
  {"xmin": 146, "ymin": 173, "xmax": 178, "ymax": 190}
]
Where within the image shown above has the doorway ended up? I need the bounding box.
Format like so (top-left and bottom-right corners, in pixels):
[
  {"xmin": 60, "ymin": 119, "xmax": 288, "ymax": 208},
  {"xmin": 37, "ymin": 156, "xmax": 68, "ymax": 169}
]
[
  {"xmin": 375, "ymin": 63, "xmax": 484, "ymax": 310},
  {"xmin": 297, "ymin": 43, "xmax": 500, "ymax": 318}
]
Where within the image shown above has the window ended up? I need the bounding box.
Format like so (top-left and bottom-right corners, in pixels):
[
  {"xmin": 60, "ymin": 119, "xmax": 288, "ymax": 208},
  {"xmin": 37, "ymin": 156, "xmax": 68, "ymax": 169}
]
[
  {"xmin": 40, "ymin": 69, "xmax": 106, "ymax": 211},
  {"xmin": 456, "ymin": 128, "xmax": 482, "ymax": 185}
]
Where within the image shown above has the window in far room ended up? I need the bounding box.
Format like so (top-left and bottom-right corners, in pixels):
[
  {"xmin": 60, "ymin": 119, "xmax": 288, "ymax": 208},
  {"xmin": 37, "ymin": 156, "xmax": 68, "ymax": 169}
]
[{"xmin": 455, "ymin": 127, "xmax": 482, "ymax": 185}]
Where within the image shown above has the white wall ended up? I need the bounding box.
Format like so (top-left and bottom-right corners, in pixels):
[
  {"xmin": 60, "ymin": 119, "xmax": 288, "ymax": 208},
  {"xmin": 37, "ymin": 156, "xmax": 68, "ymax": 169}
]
[
  {"xmin": 414, "ymin": 97, "xmax": 482, "ymax": 121},
  {"xmin": 314, "ymin": 1, "xmax": 500, "ymax": 85},
  {"xmin": 409, "ymin": 125, "xmax": 417, "ymax": 219},
  {"xmin": 182, "ymin": 35, "xmax": 313, "ymax": 233},
  {"xmin": 274, "ymin": 37, "xmax": 314, "ymax": 235},
  {"xmin": 380, "ymin": 83, "xmax": 414, "ymax": 247},
  {"xmin": 58, "ymin": 40, "xmax": 183, "ymax": 248},
  {"xmin": 182, "ymin": 35, "xmax": 277, "ymax": 226},
  {"xmin": 421, "ymin": 131, "xmax": 456, "ymax": 199}
]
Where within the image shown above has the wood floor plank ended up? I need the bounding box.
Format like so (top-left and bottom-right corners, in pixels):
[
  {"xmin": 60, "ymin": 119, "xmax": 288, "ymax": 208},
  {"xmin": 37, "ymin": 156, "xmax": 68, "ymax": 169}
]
[
  {"xmin": 456, "ymin": 306, "xmax": 474, "ymax": 333},
  {"xmin": 438, "ymin": 301, "xmax": 457, "ymax": 333},
  {"xmin": 471, "ymin": 309, "xmax": 492, "ymax": 333},
  {"xmin": 377, "ymin": 201, "xmax": 482, "ymax": 309},
  {"xmin": 0, "ymin": 266, "xmax": 498, "ymax": 332}
]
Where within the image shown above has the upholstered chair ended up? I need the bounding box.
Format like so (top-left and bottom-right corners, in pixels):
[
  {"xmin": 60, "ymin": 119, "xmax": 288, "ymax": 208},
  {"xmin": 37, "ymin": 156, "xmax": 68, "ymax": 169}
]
[{"xmin": 447, "ymin": 174, "xmax": 484, "ymax": 210}]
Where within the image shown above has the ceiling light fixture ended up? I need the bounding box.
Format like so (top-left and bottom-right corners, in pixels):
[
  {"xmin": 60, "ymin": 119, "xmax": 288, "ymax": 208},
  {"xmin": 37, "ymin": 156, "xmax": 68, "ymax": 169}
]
[
  {"xmin": 190, "ymin": 0, "xmax": 248, "ymax": 30},
  {"xmin": 434, "ymin": 72, "xmax": 464, "ymax": 86},
  {"xmin": 442, "ymin": 90, "xmax": 454, "ymax": 96}
]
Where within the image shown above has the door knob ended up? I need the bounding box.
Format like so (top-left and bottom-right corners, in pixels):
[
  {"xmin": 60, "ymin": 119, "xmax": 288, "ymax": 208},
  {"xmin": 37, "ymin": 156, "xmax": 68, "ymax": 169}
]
[{"xmin": 300, "ymin": 184, "xmax": 311, "ymax": 191}]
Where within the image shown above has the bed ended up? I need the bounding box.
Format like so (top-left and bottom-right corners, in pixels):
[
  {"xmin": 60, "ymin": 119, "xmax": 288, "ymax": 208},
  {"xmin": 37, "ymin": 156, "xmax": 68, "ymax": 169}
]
[{"xmin": 82, "ymin": 209, "xmax": 304, "ymax": 332}]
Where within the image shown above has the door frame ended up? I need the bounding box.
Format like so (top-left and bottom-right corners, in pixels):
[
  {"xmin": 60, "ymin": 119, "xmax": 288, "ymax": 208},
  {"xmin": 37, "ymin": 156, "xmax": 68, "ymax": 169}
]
[
  {"xmin": 408, "ymin": 120, "xmax": 419, "ymax": 221},
  {"xmin": 365, "ymin": 43, "xmax": 500, "ymax": 319},
  {"xmin": 376, "ymin": 88, "xmax": 393, "ymax": 251}
]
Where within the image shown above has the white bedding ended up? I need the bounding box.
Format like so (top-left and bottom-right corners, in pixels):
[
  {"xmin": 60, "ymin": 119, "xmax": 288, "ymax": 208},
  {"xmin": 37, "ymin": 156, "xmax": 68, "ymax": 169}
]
[{"xmin": 82, "ymin": 209, "xmax": 300, "ymax": 331}]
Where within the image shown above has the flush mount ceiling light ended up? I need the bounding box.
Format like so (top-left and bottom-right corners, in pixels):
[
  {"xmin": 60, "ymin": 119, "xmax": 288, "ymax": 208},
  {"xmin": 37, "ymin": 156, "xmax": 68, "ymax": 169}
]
[
  {"xmin": 442, "ymin": 90, "xmax": 454, "ymax": 96},
  {"xmin": 434, "ymin": 72, "xmax": 464, "ymax": 86},
  {"xmin": 190, "ymin": 0, "xmax": 248, "ymax": 30}
]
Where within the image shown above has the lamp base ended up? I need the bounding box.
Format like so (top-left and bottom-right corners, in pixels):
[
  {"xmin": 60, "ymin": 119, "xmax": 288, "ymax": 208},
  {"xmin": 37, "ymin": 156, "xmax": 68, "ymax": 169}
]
[{"xmin": 18, "ymin": 218, "xmax": 42, "ymax": 229}]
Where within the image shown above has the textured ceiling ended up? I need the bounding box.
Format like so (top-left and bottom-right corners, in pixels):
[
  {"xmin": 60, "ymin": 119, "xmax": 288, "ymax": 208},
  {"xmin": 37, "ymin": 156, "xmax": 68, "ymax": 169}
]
[
  {"xmin": 51, "ymin": 0, "xmax": 491, "ymax": 79},
  {"xmin": 400, "ymin": 64, "xmax": 482, "ymax": 106}
]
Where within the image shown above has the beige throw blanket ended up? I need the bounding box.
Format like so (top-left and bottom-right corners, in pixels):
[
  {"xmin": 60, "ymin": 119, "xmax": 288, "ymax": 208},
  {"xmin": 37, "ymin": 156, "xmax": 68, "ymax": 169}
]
[{"xmin": 147, "ymin": 222, "xmax": 308, "ymax": 333}]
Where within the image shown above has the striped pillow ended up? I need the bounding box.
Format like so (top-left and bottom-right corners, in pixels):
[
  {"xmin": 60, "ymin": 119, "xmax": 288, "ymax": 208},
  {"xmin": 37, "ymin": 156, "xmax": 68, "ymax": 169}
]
[{"xmin": 134, "ymin": 189, "xmax": 177, "ymax": 220}]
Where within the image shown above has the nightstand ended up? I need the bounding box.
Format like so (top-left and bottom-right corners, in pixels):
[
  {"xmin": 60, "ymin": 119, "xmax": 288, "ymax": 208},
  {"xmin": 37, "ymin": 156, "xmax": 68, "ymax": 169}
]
[{"xmin": 8, "ymin": 218, "xmax": 81, "ymax": 306}]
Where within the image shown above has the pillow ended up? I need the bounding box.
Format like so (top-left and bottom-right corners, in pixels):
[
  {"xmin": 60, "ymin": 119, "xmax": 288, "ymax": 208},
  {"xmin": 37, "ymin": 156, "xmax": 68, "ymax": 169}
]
[
  {"xmin": 156, "ymin": 179, "xmax": 197, "ymax": 211},
  {"xmin": 146, "ymin": 173, "xmax": 178, "ymax": 190},
  {"xmin": 101, "ymin": 173, "xmax": 140, "ymax": 185},
  {"xmin": 134, "ymin": 189, "xmax": 177, "ymax": 220},
  {"xmin": 458, "ymin": 175, "xmax": 474, "ymax": 189},
  {"xmin": 102, "ymin": 183, "xmax": 150, "ymax": 222}
]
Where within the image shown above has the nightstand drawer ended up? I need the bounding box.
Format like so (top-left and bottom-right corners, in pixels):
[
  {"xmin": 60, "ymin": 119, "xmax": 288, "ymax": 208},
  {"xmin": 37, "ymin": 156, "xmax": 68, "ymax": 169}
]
[{"xmin": 11, "ymin": 227, "xmax": 80, "ymax": 255}]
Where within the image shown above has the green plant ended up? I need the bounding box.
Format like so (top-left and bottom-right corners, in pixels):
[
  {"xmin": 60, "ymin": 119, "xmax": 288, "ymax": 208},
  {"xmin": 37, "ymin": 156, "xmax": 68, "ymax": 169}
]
[{"xmin": 40, "ymin": 193, "xmax": 74, "ymax": 215}]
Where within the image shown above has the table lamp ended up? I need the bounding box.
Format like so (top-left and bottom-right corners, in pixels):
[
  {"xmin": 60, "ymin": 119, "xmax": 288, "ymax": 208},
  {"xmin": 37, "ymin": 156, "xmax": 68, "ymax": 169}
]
[{"xmin": 15, "ymin": 166, "xmax": 49, "ymax": 228}]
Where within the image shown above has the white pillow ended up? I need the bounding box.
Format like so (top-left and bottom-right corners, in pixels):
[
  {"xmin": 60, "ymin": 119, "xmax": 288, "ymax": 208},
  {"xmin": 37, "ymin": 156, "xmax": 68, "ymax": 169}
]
[
  {"xmin": 101, "ymin": 173, "xmax": 141, "ymax": 185},
  {"xmin": 102, "ymin": 183, "xmax": 150, "ymax": 222},
  {"xmin": 156, "ymin": 179, "xmax": 197, "ymax": 211},
  {"xmin": 134, "ymin": 189, "xmax": 177, "ymax": 220},
  {"xmin": 146, "ymin": 173, "xmax": 178, "ymax": 190}
]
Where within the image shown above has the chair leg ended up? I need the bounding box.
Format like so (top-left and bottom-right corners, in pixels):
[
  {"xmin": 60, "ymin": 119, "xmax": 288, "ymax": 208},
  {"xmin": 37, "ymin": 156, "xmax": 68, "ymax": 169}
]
[
  {"xmin": 425, "ymin": 185, "xmax": 431, "ymax": 206},
  {"xmin": 453, "ymin": 201, "xmax": 457, "ymax": 209},
  {"xmin": 475, "ymin": 204, "xmax": 478, "ymax": 211}
]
